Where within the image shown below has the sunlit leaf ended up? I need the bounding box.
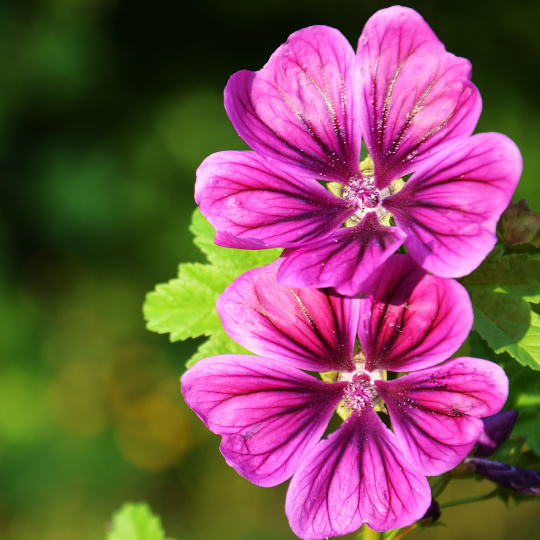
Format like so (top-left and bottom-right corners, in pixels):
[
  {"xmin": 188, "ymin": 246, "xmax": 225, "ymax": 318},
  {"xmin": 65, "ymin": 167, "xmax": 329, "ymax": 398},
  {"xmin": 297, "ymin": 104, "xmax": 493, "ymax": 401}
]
[
  {"xmin": 144, "ymin": 263, "xmax": 237, "ymax": 341},
  {"xmin": 144, "ymin": 209, "xmax": 281, "ymax": 365},
  {"xmin": 107, "ymin": 503, "xmax": 175, "ymax": 540},
  {"xmin": 186, "ymin": 328, "xmax": 250, "ymax": 368},
  {"xmin": 460, "ymin": 247, "xmax": 540, "ymax": 369}
]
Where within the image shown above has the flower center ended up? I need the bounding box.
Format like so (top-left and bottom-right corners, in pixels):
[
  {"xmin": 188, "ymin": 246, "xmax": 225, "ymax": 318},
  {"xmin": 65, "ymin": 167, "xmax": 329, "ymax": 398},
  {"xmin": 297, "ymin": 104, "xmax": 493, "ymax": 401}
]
[
  {"xmin": 343, "ymin": 175, "xmax": 380, "ymax": 212},
  {"xmin": 326, "ymin": 155, "xmax": 405, "ymax": 227},
  {"xmin": 320, "ymin": 352, "xmax": 387, "ymax": 420},
  {"xmin": 342, "ymin": 373, "xmax": 376, "ymax": 412},
  {"xmin": 332, "ymin": 360, "xmax": 387, "ymax": 420}
]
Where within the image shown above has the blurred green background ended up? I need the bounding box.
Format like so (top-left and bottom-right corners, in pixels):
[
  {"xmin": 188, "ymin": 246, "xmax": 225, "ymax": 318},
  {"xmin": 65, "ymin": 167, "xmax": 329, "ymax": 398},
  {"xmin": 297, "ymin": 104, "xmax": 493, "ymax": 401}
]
[{"xmin": 0, "ymin": 0, "xmax": 540, "ymax": 538}]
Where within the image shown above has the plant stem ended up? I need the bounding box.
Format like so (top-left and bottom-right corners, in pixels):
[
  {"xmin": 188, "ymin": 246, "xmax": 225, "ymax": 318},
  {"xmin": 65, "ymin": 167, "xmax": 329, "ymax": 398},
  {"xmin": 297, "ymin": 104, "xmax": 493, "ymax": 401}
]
[
  {"xmin": 430, "ymin": 474, "xmax": 451, "ymax": 499},
  {"xmin": 384, "ymin": 524, "xmax": 417, "ymax": 540},
  {"xmin": 391, "ymin": 524, "xmax": 417, "ymax": 540},
  {"xmin": 439, "ymin": 489, "xmax": 498, "ymax": 509},
  {"xmin": 362, "ymin": 525, "xmax": 382, "ymax": 540}
]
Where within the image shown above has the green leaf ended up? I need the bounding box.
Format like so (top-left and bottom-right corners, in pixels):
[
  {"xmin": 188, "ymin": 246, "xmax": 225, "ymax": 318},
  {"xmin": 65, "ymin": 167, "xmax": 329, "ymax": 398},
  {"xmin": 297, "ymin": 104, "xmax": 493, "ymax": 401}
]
[
  {"xmin": 460, "ymin": 246, "xmax": 540, "ymax": 369},
  {"xmin": 107, "ymin": 503, "xmax": 175, "ymax": 540},
  {"xmin": 143, "ymin": 263, "xmax": 237, "ymax": 341},
  {"xmin": 461, "ymin": 246, "xmax": 540, "ymax": 302},
  {"xmin": 470, "ymin": 301, "xmax": 540, "ymax": 370},
  {"xmin": 144, "ymin": 209, "xmax": 281, "ymax": 365},
  {"xmin": 489, "ymin": 436, "xmax": 526, "ymax": 466},
  {"xmin": 186, "ymin": 328, "xmax": 250, "ymax": 368}
]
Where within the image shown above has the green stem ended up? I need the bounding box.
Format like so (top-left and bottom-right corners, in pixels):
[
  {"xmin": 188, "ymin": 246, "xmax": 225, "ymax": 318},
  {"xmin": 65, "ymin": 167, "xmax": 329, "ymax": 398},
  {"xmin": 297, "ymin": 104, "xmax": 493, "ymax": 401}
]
[
  {"xmin": 391, "ymin": 525, "xmax": 417, "ymax": 540},
  {"xmin": 430, "ymin": 474, "xmax": 451, "ymax": 499},
  {"xmin": 362, "ymin": 525, "xmax": 382, "ymax": 540},
  {"xmin": 384, "ymin": 524, "xmax": 417, "ymax": 540},
  {"xmin": 439, "ymin": 489, "xmax": 498, "ymax": 509}
]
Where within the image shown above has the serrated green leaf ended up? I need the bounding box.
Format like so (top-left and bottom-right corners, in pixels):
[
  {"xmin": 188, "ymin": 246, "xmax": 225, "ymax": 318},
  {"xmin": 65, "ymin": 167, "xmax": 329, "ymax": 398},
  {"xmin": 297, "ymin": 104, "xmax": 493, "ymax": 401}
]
[
  {"xmin": 188, "ymin": 207, "xmax": 222, "ymax": 262},
  {"xmin": 143, "ymin": 263, "xmax": 237, "ymax": 341},
  {"xmin": 107, "ymin": 503, "xmax": 175, "ymax": 540},
  {"xmin": 460, "ymin": 247, "xmax": 540, "ymax": 369},
  {"xmin": 144, "ymin": 209, "xmax": 281, "ymax": 364},
  {"xmin": 186, "ymin": 328, "xmax": 251, "ymax": 368},
  {"xmin": 461, "ymin": 246, "xmax": 540, "ymax": 303},
  {"xmin": 471, "ymin": 301, "xmax": 540, "ymax": 370}
]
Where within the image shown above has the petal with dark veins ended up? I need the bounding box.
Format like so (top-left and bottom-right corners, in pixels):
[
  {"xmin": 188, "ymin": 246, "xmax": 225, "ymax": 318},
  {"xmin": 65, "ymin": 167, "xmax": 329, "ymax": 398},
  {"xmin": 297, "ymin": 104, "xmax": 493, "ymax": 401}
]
[
  {"xmin": 218, "ymin": 261, "xmax": 358, "ymax": 373},
  {"xmin": 277, "ymin": 212, "xmax": 406, "ymax": 296},
  {"xmin": 286, "ymin": 405, "xmax": 430, "ymax": 539},
  {"xmin": 359, "ymin": 255, "xmax": 472, "ymax": 373},
  {"xmin": 226, "ymin": 26, "xmax": 361, "ymax": 183},
  {"xmin": 358, "ymin": 6, "xmax": 482, "ymax": 188},
  {"xmin": 182, "ymin": 355, "xmax": 346, "ymax": 487},
  {"xmin": 196, "ymin": 151, "xmax": 354, "ymax": 248},
  {"xmin": 384, "ymin": 132, "xmax": 522, "ymax": 278},
  {"xmin": 376, "ymin": 358, "xmax": 508, "ymax": 476}
]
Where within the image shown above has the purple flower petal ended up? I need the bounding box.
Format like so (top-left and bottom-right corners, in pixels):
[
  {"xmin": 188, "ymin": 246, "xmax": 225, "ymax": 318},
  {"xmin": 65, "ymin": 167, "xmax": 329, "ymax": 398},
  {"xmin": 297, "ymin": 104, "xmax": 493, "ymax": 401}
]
[
  {"xmin": 213, "ymin": 231, "xmax": 272, "ymax": 250},
  {"xmin": 277, "ymin": 213, "xmax": 406, "ymax": 296},
  {"xmin": 218, "ymin": 261, "xmax": 358, "ymax": 372},
  {"xmin": 359, "ymin": 254, "xmax": 472, "ymax": 373},
  {"xmin": 376, "ymin": 358, "xmax": 508, "ymax": 476},
  {"xmin": 225, "ymin": 26, "xmax": 361, "ymax": 183},
  {"xmin": 467, "ymin": 458, "xmax": 540, "ymax": 495},
  {"xmin": 476, "ymin": 410, "xmax": 519, "ymax": 458},
  {"xmin": 182, "ymin": 355, "xmax": 346, "ymax": 487},
  {"xmin": 195, "ymin": 151, "xmax": 354, "ymax": 248},
  {"xmin": 384, "ymin": 132, "xmax": 522, "ymax": 277},
  {"xmin": 358, "ymin": 6, "xmax": 482, "ymax": 188},
  {"xmin": 286, "ymin": 406, "xmax": 431, "ymax": 539}
]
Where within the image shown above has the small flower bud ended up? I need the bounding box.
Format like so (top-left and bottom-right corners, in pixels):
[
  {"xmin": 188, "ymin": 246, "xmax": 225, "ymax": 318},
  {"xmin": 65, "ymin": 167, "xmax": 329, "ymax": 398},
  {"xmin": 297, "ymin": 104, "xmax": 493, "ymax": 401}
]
[
  {"xmin": 467, "ymin": 458, "xmax": 540, "ymax": 496},
  {"xmin": 500, "ymin": 199, "xmax": 540, "ymax": 248},
  {"xmin": 420, "ymin": 500, "xmax": 441, "ymax": 523},
  {"xmin": 475, "ymin": 410, "xmax": 518, "ymax": 457}
]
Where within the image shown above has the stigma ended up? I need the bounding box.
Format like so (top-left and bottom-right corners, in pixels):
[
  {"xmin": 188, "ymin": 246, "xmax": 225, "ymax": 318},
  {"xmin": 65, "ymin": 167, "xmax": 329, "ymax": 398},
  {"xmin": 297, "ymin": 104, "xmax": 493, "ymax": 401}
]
[{"xmin": 336, "ymin": 359, "xmax": 388, "ymax": 419}]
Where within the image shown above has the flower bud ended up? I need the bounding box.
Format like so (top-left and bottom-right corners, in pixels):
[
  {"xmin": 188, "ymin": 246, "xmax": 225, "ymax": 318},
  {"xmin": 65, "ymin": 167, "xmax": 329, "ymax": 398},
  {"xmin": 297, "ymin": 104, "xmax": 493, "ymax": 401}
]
[
  {"xmin": 467, "ymin": 458, "xmax": 540, "ymax": 495},
  {"xmin": 420, "ymin": 500, "xmax": 441, "ymax": 523},
  {"xmin": 475, "ymin": 410, "xmax": 518, "ymax": 457},
  {"xmin": 500, "ymin": 199, "xmax": 540, "ymax": 248}
]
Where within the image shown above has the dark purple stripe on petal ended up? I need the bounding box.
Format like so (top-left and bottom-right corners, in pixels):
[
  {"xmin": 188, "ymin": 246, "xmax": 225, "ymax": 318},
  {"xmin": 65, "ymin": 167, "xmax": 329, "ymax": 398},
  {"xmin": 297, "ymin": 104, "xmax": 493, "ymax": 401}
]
[
  {"xmin": 277, "ymin": 212, "xmax": 406, "ymax": 296},
  {"xmin": 359, "ymin": 254, "xmax": 472, "ymax": 373},
  {"xmin": 225, "ymin": 26, "xmax": 361, "ymax": 183},
  {"xmin": 376, "ymin": 358, "xmax": 508, "ymax": 476},
  {"xmin": 285, "ymin": 406, "xmax": 430, "ymax": 539},
  {"xmin": 196, "ymin": 151, "xmax": 355, "ymax": 248},
  {"xmin": 467, "ymin": 458, "xmax": 540, "ymax": 495},
  {"xmin": 384, "ymin": 132, "xmax": 522, "ymax": 278},
  {"xmin": 357, "ymin": 6, "xmax": 482, "ymax": 188},
  {"xmin": 218, "ymin": 260, "xmax": 358, "ymax": 372},
  {"xmin": 181, "ymin": 355, "xmax": 346, "ymax": 488}
]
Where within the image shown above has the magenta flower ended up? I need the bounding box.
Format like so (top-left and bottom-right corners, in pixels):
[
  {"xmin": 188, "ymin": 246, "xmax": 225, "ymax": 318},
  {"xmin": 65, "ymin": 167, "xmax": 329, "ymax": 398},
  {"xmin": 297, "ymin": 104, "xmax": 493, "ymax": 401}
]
[
  {"xmin": 195, "ymin": 6, "xmax": 522, "ymax": 296},
  {"xmin": 181, "ymin": 255, "xmax": 508, "ymax": 538}
]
